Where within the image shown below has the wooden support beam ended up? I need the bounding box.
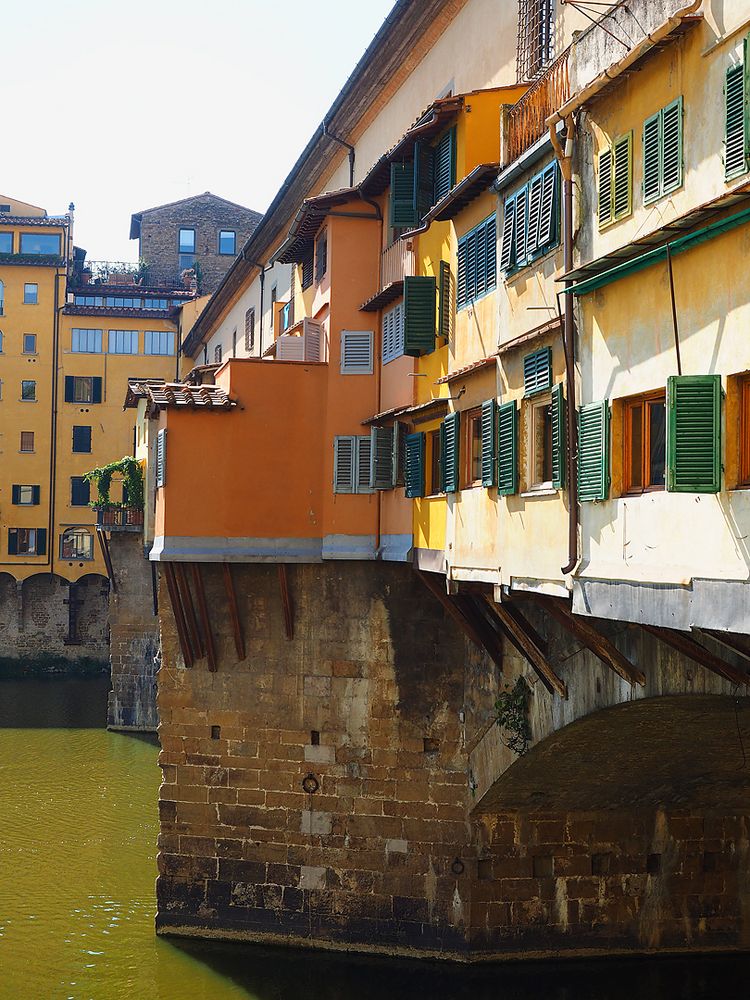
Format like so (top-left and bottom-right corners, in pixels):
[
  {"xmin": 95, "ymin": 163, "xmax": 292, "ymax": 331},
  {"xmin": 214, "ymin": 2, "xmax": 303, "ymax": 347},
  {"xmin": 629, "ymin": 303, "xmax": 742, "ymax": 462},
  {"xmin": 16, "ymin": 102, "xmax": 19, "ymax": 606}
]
[
  {"xmin": 96, "ymin": 528, "xmax": 117, "ymax": 594},
  {"xmin": 416, "ymin": 570, "xmax": 502, "ymax": 668},
  {"xmin": 500, "ymin": 598, "xmax": 549, "ymax": 656},
  {"xmin": 192, "ymin": 563, "xmax": 217, "ymax": 672},
  {"xmin": 642, "ymin": 624, "xmax": 750, "ymax": 688},
  {"xmin": 533, "ymin": 595, "xmax": 645, "ymax": 687},
  {"xmin": 453, "ymin": 595, "xmax": 504, "ymax": 667},
  {"xmin": 175, "ymin": 563, "xmax": 202, "ymax": 660},
  {"xmin": 486, "ymin": 597, "xmax": 567, "ymax": 698},
  {"xmin": 163, "ymin": 562, "xmax": 193, "ymax": 667},
  {"xmin": 223, "ymin": 563, "xmax": 246, "ymax": 660},
  {"xmin": 278, "ymin": 565, "xmax": 294, "ymax": 640},
  {"xmin": 697, "ymin": 629, "xmax": 750, "ymax": 666}
]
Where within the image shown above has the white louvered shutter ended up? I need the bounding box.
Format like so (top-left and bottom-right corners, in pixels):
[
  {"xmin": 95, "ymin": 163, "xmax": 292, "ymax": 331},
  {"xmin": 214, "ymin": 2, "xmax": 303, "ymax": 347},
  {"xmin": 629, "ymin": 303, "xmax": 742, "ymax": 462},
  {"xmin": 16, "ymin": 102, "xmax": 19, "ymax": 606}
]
[
  {"xmin": 333, "ymin": 436, "xmax": 355, "ymax": 493},
  {"xmin": 340, "ymin": 330, "xmax": 373, "ymax": 374}
]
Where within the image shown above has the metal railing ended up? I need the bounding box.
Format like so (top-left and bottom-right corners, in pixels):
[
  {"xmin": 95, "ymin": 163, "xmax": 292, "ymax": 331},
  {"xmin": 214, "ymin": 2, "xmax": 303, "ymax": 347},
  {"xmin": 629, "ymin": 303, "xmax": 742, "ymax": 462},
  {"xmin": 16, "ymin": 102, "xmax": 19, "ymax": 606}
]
[
  {"xmin": 380, "ymin": 240, "xmax": 415, "ymax": 289},
  {"xmin": 95, "ymin": 506, "xmax": 144, "ymax": 530},
  {"xmin": 508, "ymin": 48, "xmax": 570, "ymax": 163}
]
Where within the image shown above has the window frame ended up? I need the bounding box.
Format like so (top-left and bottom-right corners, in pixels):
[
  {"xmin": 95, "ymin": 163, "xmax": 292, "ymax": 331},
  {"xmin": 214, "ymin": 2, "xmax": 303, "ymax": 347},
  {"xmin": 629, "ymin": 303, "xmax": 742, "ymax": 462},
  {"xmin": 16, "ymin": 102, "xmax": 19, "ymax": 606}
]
[
  {"xmin": 526, "ymin": 392, "xmax": 554, "ymax": 492},
  {"xmin": 315, "ymin": 230, "xmax": 328, "ymax": 282},
  {"xmin": 70, "ymin": 476, "xmax": 91, "ymax": 507},
  {"xmin": 244, "ymin": 307, "xmax": 256, "ymax": 352},
  {"xmin": 462, "ymin": 407, "xmax": 484, "ymax": 489},
  {"xmin": 60, "ymin": 527, "xmax": 94, "ymax": 561},
  {"xmin": 500, "ymin": 161, "xmax": 559, "ymax": 276},
  {"xmin": 428, "ymin": 428, "xmax": 442, "ymax": 497},
  {"xmin": 622, "ymin": 390, "xmax": 667, "ymax": 496},
  {"xmin": 72, "ymin": 425, "xmax": 92, "ymax": 454},
  {"xmin": 19, "ymin": 232, "xmax": 61, "ymax": 256},
  {"xmin": 15, "ymin": 528, "xmax": 38, "ymax": 555},
  {"xmin": 23, "ymin": 333, "xmax": 37, "ymax": 355},
  {"xmin": 73, "ymin": 376, "xmax": 94, "ymax": 404},
  {"xmin": 144, "ymin": 330, "xmax": 175, "ymax": 356},
  {"xmin": 21, "ymin": 380, "xmax": 36, "ymax": 402},
  {"xmin": 20, "ymin": 431, "xmax": 34, "ymax": 453},
  {"xmin": 23, "ymin": 283, "xmax": 38, "ymax": 305},
  {"xmin": 72, "ymin": 328, "xmax": 103, "ymax": 354},
  {"xmin": 108, "ymin": 329, "xmax": 139, "ymax": 355},
  {"xmin": 218, "ymin": 230, "xmax": 236, "ymax": 256},
  {"xmin": 0, "ymin": 232, "xmax": 12, "ymax": 254}
]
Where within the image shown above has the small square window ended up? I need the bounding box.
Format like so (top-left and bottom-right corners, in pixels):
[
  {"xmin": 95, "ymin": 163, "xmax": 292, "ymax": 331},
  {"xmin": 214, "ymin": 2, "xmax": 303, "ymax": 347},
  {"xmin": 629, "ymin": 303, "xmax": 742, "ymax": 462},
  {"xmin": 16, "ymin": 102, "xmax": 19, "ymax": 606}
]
[
  {"xmin": 16, "ymin": 486, "xmax": 36, "ymax": 505},
  {"xmin": 463, "ymin": 408, "xmax": 483, "ymax": 488},
  {"xmin": 20, "ymin": 431, "xmax": 34, "ymax": 452},
  {"xmin": 21, "ymin": 380, "xmax": 36, "ymax": 401},
  {"xmin": 24, "ymin": 283, "xmax": 38, "ymax": 305},
  {"xmin": 16, "ymin": 528, "xmax": 37, "ymax": 555},
  {"xmin": 23, "ymin": 334, "xmax": 36, "ymax": 354},
  {"xmin": 218, "ymin": 230, "xmax": 236, "ymax": 255}
]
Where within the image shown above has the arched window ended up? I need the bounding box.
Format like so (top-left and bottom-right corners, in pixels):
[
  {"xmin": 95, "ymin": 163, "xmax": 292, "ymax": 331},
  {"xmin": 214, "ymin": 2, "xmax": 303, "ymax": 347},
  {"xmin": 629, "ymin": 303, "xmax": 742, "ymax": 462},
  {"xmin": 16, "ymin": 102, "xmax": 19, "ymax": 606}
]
[{"xmin": 60, "ymin": 528, "xmax": 94, "ymax": 561}]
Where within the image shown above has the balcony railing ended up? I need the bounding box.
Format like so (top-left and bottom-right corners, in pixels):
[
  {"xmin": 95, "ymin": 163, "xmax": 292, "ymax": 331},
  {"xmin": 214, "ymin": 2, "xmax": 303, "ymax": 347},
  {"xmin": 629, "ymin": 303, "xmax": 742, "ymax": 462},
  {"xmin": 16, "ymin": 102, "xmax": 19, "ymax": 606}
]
[
  {"xmin": 95, "ymin": 506, "xmax": 144, "ymax": 531},
  {"xmin": 73, "ymin": 260, "xmax": 193, "ymax": 292},
  {"xmin": 508, "ymin": 48, "xmax": 570, "ymax": 163},
  {"xmin": 380, "ymin": 240, "xmax": 415, "ymax": 289}
]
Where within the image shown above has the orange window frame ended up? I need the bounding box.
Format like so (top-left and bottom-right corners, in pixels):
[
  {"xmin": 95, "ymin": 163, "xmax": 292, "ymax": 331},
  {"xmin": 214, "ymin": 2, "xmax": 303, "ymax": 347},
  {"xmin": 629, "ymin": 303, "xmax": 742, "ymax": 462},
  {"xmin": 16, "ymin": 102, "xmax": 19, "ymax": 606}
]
[
  {"xmin": 623, "ymin": 390, "xmax": 666, "ymax": 495},
  {"xmin": 428, "ymin": 429, "xmax": 441, "ymax": 496},
  {"xmin": 739, "ymin": 376, "xmax": 750, "ymax": 486},
  {"xmin": 462, "ymin": 407, "xmax": 483, "ymax": 488}
]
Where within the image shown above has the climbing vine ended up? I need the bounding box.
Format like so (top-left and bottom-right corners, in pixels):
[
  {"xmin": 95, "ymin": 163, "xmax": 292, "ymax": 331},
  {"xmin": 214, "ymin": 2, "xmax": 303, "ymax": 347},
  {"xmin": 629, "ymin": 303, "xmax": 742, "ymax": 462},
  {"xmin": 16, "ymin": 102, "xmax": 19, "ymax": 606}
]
[
  {"xmin": 84, "ymin": 456, "xmax": 144, "ymax": 510},
  {"xmin": 495, "ymin": 677, "xmax": 532, "ymax": 756}
]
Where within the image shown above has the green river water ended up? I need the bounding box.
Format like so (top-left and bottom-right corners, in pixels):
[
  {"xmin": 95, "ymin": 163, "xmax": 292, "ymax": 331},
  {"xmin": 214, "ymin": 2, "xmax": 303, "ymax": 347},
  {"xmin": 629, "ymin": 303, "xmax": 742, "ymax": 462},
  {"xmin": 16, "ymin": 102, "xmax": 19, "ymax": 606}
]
[{"xmin": 1, "ymin": 676, "xmax": 749, "ymax": 1000}]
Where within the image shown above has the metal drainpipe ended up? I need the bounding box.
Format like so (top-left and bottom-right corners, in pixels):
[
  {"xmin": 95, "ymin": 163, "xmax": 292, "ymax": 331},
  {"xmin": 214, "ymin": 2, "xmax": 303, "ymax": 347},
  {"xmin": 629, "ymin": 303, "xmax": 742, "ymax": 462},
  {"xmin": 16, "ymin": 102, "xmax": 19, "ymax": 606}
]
[{"xmin": 323, "ymin": 120, "xmax": 355, "ymax": 187}]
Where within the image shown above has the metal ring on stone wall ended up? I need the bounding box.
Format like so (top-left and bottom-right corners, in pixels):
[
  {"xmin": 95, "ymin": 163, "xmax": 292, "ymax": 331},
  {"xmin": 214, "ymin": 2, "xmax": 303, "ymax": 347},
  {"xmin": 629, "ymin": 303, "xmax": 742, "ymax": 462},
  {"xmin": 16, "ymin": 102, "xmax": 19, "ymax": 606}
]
[
  {"xmin": 302, "ymin": 773, "xmax": 320, "ymax": 794},
  {"xmin": 451, "ymin": 857, "xmax": 465, "ymax": 876}
]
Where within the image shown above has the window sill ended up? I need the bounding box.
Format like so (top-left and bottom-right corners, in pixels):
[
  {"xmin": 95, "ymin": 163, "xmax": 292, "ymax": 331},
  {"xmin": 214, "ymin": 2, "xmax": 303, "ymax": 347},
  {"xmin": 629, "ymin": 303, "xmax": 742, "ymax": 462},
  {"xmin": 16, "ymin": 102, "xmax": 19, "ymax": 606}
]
[{"xmin": 521, "ymin": 486, "xmax": 558, "ymax": 498}]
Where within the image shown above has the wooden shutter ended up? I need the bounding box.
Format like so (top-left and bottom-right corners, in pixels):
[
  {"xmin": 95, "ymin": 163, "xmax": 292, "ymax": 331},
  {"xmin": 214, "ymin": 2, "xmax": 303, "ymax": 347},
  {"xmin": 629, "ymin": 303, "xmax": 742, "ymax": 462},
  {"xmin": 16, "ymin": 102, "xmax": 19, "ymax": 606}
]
[
  {"xmin": 303, "ymin": 318, "xmax": 323, "ymax": 362},
  {"xmin": 414, "ymin": 141, "xmax": 436, "ymax": 219},
  {"xmin": 613, "ymin": 133, "xmax": 633, "ymax": 220},
  {"xmin": 598, "ymin": 147, "xmax": 613, "ymax": 227},
  {"xmin": 661, "ymin": 97, "xmax": 683, "ymax": 195},
  {"xmin": 32, "ymin": 485, "xmax": 40, "ymax": 505},
  {"xmin": 340, "ymin": 330, "xmax": 373, "ymax": 374},
  {"xmin": 92, "ymin": 377, "xmax": 103, "ymax": 403},
  {"xmin": 403, "ymin": 276, "xmax": 436, "ymax": 356},
  {"xmin": 433, "ymin": 126, "xmax": 456, "ymax": 204},
  {"xmin": 457, "ymin": 236, "xmax": 468, "ymax": 309},
  {"xmin": 523, "ymin": 346, "xmax": 552, "ymax": 396},
  {"xmin": 390, "ymin": 160, "xmax": 417, "ymax": 227},
  {"xmin": 441, "ymin": 412, "xmax": 460, "ymax": 494},
  {"xmin": 497, "ymin": 400, "xmax": 518, "ymax": 496},
  {"xmin": 156, "ymin": 428, "xmax": 167, "ymax": 488},
  {"xmin": 666, "ymin": 375, "xmax": 721, "ymax": 493},
  {"xmin": 725, "ymin": 61, "xmax": 748, "ymax": 180},
  {"xmin": 73, "ymin": 425, "xmax": 91, "ymax": 452},
  {"xmin": 356, "ymin": 436, "xmax": 373, "ymax": 493},
  {"xmin": 382, "ymin": 303, "xmax": 404, "ymax": 365},
  {"xmin": 485, "ymin": 217, "xmax": 497, "ymax": 292},
  {"xmin": 465, "ymin": 230, "xmax": 477, "ymax": 302},
  {"xmin": 438, "ymin": 260, "xmax": 452, "ymax": 341},
  {"xmin": 643, "ymin": 111, "xmax": 661, "ymax": 205},
  {"xmin": 499, "ymin": 193, "xmax": 516, "ymax": 272},
  {"xmin": 64, "ymin": 376, "xmax": 75, "ymax": 402},
  {"xmin": 481, "ymin": 399, "xmax": 497, "ymax": 488},
  {"xmin": 405, "ymin": 432, "xmax": 425, "ymax": 498},
  {"xmin": 551, "ymin": 382, "xmax": 566, "ymax": 489},
  {"xmin": 36, "ymin": 528, "xmax": 47, "ymax": 556},
  {"xmin": 301, "ymin": 251, "xmax": 314, "ymax": 290},
  {"xmin": 276, "ymin": 334, "xmax": 305, "ymax": 360},
  {"xmin": 578, "ymin": 400, "xmax": 610, "ymax": 502},
  {"xmin": 8, "ymin": 529, "xmax": 17, "ymax": 555},
  {"xmin": 475, "ymin": 221, "xmax": 487, "ymax": 298},
  {"xmin": 514, "ymin": 187, "xmax": 529, "ymax": 266},
  {"xmin": 11, "ymin": 485, "xmax": 20, "ymax": 504},
  {"xmin": 526, "ymin": 173, "xmax": 544, "ymax": 256},
  {"xmin": 370, "ymin": 426, "xmax": 395, "ymax": 489},
  {"xmin": 537, "ymin": 163, "xmax": 557, "ymax": 249},
  {"xmin": 392, "ymin": 420, "xmax": 408, "ymax": 486},
  {"xmin": 333, "ymin": 436, "xmax": 355, "ymax": 493}
]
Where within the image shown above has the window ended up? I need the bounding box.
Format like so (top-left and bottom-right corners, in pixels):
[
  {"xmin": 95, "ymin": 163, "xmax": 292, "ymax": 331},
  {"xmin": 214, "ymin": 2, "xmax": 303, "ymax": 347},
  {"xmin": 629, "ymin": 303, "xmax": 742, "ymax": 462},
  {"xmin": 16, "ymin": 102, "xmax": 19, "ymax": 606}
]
[
  {"xmin": 12, "ymin": 485, "xmax": 40, "ymax": 505},
  {"xmin": 71, "ymin": 477, "xmax": 91, "ymax": 507},
  {"xmin": 382, "ymin": 302, "xmax": 405, "ymax": 365},
  {"xmin": 20, "ymin": 232, "xmax": 61, "ymax": 255},
  {"xmin": 517, "ymin": 0, "xmax": 555, "ymax": 82},
  {"xmin": 270, "ymin": 285, "xmax": 277, "ymax": 331},
  {"xmin": 60, "ymin": 527, "xmax": 93, "ymax": 561},
  {"xmin": 218, "ymin": 230, "xmax": 236, "ymax": 255},
  {"xmin": 21, "ymin": 380, "xmax": 36, "ymax": 401},
  {"xmin": 0, "ymin": 233, "xmax": 12, "ymax": 254},
  {"xmin": 428, "ymin": 429, "xmax": 442, "ymax": 496},
  {"xmin": 74, "ymin": 295, "xmax": 104, "ymax": 307},
  {"xmin": 340, "ymin": 330, "xmax": 373, "ymax": 375},
  {"xmin": 528, "ymin": 395, "xmax": 553, "ymax": 490},
  {"xmin": 500, "ymin": 162, "xmax": 559, "ymax": 274},
  {"xmin": 24, "ymin": 283, "xmax": 38, "ymax": 305},
  {"xmin": 0, "ymin": 331, "xmax": 3, "ymax": 352},
  {"xmin": 144, "ymin": 330, "xmax": 175, "ymax": 356},
  {"xmin": 108, "ymin": 330, "xmax": 139, "ymax": 354},
  {"xmin": 20, "ymin": 431, "xmax": 34, "ymax": 452},
  {"xmin": 315, "ymin": 231, "xmax": 328, "ymax": 281},
  {"xmin": 643, "ymin": 98, "xmax": 683, "ymax": 205},
  {"xmin": 598, "ymin": 133, "xmax": 633, "ymax": 228},
  {"xmin": 623, "ymin": 392, "xmax": 666, "ymax": 494},
  {"xmin": 9, "ymin": 527, "xmax": 46, "ymax": 556},
  {"xmin": 65, "ymin": 376, "xmax": 102, "ymax": 404},
  {"xmin": 244, "ymin": 308, "xmax": 255, "ymax": 352},
  {"xmin": 214, "ymin": 344, "xmax": 222, "ymax": 364},
  {"xmin": 333, "ymin": 436, "xmax": 373, "ymax": 494},
  {"xmin": 726, "ymin": 53, "xmax": 749, "ymax": 180},
  {"xmin": 72, "ymin": 328, "xmax": 103, "ymax": 353},
  {"xmin": 458, "ymin": 217, "xmax": 497, "ymax": 308},
  {"xmin": 178, "ymin": 228, "xmax": 196, "ymax": 270},
  {"xmin": 0, "ymin": 280, "xmax": 4, "ymax": 315},
  {"xmin": 463, "ymin": 408, "xmax": 484, "ymax": 488},
  {"xmin": 72, "ymin": 425, "xmax": 92, "ymax": 453},
  {"xmin": 23, "ymin": 334, "xmax": 36, "ymax": 354}
]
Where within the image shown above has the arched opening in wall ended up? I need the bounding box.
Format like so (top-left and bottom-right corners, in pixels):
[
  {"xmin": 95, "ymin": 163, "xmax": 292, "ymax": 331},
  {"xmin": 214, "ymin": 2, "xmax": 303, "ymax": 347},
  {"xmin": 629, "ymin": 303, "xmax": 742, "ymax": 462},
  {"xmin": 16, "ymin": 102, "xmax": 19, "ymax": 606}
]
[
  {"xmin": 473, "ymin": 696, "xmax": 750, "ymax": 956},
  {"xmin": 0, "ymin": 572, "xmax": 18, "ymax": 633},
  {"xmin": 68, "ymin": 573, "xmax": 110, "ymax": 649}
]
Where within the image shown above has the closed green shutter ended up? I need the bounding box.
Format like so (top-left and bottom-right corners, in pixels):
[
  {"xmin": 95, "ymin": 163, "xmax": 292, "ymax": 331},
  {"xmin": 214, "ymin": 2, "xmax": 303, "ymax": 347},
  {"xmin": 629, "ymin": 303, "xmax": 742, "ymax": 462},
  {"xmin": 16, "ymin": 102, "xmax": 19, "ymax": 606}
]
[
  {"xmin": 403, "ymin": 276, "xmax": 436, "ymax": 356},
  {"xmin": 499, "ymin": 193, "xmax": 516, "ymax": 272},
  {"xmin": 438, "ymin": 260, "xmax": 452, "ymax": 341},
  {"xmin": 441, "ymin": 412, "xmax": 460, "ymax": 493},
  {"xmin": 497, "ymin": 400, "xmax": 518, "ymax": 496},
  {"xmin": 390, "ymin": 160, "xmax": 417, "ymax": 227},
  {"xmin": 662, "ymin": 97, "xmax": 683, "ymax": 195},
  {"xmin": 414, "ymin": 141, "xmax": 436, "ymax": 220},
  {"xmin": 405, "ymin": 432, "xmax": 425, "ymax": 498},
  {"xmin": 578, "ymin": 401, "xmax": 610, "ymax": 502},
  {"xmin": 666, "ymin": 375, "xmax": 721, "ymax": 493},
  {"xmin": 598, "ymin": 147, "xmax": 613, "ymax": 227},
  {"xmin": 725, "ymin": 60, "xmax": 748, "ymax": 180},
  {"xmin": 551, "ymin": 382, "xmax": 566, "ymax": 490},
  {"xmin": 643, "ymin": 111, "xmax": 662, "ymax": 205},
  {"xmin": 523, "ymin": 346, "xmax": 552, "ymax": 396},
  {"xmin": 613, "ymin": 133, "xmax": 633, "ymax": 220},
  {"xmin": 156, "ymin": 429, "xmax": 167, "ymax": 488},
  {"xmin": 433, "ymin": 126, "xmax": 456, "ymax": 204},
  {"xmin": 370, "ymin": 426, "xmax": 395, "ymax": 489},
  {"xmin": 526, "ymin": 173, "xmax": 544, "ymax": 257},
  {"xmin": 481, "ymin": 399, "xmax": 497, "ymax": 488}
]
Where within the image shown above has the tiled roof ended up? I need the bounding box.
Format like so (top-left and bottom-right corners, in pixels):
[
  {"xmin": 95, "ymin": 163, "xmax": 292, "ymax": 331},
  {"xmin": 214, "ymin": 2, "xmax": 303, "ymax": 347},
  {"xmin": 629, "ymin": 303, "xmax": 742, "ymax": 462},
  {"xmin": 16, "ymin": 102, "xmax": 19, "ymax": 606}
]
[
  {"xmin": 124, "ymin": 380, "xmax": 236, "ymax": 414},
  {"xmin": 435, "ymin": 356, "xmax": 496, "ymax": 384},
  {"xmin": 64, "ymin": 305, "xmax": 177, "ymax": 319},
  {"xmin": 0, "ymin": 215, "xmax": 68, "ymax": 227}
]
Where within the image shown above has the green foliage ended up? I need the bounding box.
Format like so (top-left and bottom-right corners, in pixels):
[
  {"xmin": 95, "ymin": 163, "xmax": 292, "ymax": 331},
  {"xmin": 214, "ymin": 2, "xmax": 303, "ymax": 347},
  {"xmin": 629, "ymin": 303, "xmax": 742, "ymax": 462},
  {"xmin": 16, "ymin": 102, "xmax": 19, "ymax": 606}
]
[
  {"xmin": 84, "ymin": 456, "xmax": 144, "ymax": 511},
  {"xmin": 495, "ymin": 677, "xmax": 532, "ymax": 756}
]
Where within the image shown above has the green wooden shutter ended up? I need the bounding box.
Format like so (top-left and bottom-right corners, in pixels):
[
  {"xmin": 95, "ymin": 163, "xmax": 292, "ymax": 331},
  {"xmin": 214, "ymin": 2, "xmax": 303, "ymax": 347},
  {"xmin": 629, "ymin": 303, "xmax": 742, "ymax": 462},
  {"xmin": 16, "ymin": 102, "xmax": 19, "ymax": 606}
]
[
  {"xmin": 662, "ymin": 97, "xmax": 683, "ymax": 195},
  {"xmin": 36, "ymin": 528, "xmax": 47, "ymax": 557},
  {"xmin": 551, "ymin": 382, "xmax": 566, "ymax": 490},
  {"xmin": 392, "ymin": 420, "xmax": 407, "ymax": 487},
  {"xmin": 64, "ymin": 376, "xmax": 75, "ymax": 402},
  {"xmin": 8, "ymin": 529, "xmax": 17, "ymax": 556},
  {"xmin": 438, "ymin": 260, "xmax": 452, "ymax": 341},
  {"xmin": 405, "ymin": 432, "xmax": 425, "ymax": 498},
  {"xmin": 578, "ymin": 401, "xmax": 610, "ymax": 502},
  {"xmin": 497, "ymin": 400, "xmax": 518, "ymax": 496},
  {"xmin": 457, "ymin": 237, "xmax": 468, "ymax": 309},
  {"xmin": 725, "ymin": 61, "xmax": 748, "ymax": 180},
  {"xmin": 666, "ymin": 375, "xmax": 721, "ymax": 493},
  {"xmin": 11, "ymin": 485, "xmax": 20, "ymax": 505},
  {"xmin": 156, "ymin": 428, "xmax": 167, "ymax": 488},
  {"xmin": 92, "ymin": 377, "xmax": 103, "ymax": 403},
  {"xmin": 523, "ymin": 346, "xmax": 552, "ymax": 396},
  {"xmin": 32, "ymin": 485, "xmax": 41, "ymax": 505},
  {"xmin": 481, "ymin": 399, "xmax": 497, "ymax": 488},
  {"xmin": 441, "ymin": 412, "xmax": 460, "ymax": 493},
  {"xmin": 613, "ymin": 132, "xmax": 633, "ymax": 220},
  {"xmin": 643, "ymin": 111, "xmax": 661, "ymax": 205},
  {"xmin": 370, "ymin": 426, "xmax": 395, "ymax": 489},
  {"xmin": 390, "ymin": 160, "xmax": 417, "ymax": 227},
  {"xmin": 537, "ymin": 164, "xmax": 557, "ymax": 249},
  {"xmin": 414, "ymin": 141, "xmax": 436, "ymax": 220},
  {"xmin": 598, "ymin": 147, "xmax": 613, "ymax": 227},
  {"xmin": 433, "ymin": 126, "xmax": 456, "ymax": 204},
  {"xmin": 514, "ymin": 186, "xmax": 529, "ymax": 266},
  {"xmin": 403, "ymin": 276, "xmax": 436, "ymax": 356},
  {"xmin": 499, "ymin": 193, "xmax": 516, "ymax": 272},
  {"xmin": 525, "ymin": 173, "xmax": 544, "ymax": 256}
]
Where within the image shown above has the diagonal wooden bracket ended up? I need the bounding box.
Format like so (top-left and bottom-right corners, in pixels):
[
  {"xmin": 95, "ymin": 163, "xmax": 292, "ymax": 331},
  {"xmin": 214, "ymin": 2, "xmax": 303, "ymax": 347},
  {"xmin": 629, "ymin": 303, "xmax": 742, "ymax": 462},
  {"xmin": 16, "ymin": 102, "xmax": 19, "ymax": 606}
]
[
  {"xmin": 278, "ymin": 565, "xmax": 294, "ymax": 640},
  {"xmin": 223, "ymin": 564, "xmax": 246, "ymax": 660},
  {"xmin": 163, "ymin": 562, "xmax": 193, "ymax": 668},
  {"xmin": 642, "ymin": 623, "xmax": 750, "ymax": 688},
  {"xmin": 192, "ymin": 564, "xmax": 217, "ymax": 672},
  {"xmin": 533, "ymin": 594, "xmax": 645, "ymax": 687},
  {"xmin": 416, "ymin": 570, "xmax": 502, "ymax": 669},
  {"xmin": 486, "ymin": 596, "xmax": 567, "ymax": 698}
]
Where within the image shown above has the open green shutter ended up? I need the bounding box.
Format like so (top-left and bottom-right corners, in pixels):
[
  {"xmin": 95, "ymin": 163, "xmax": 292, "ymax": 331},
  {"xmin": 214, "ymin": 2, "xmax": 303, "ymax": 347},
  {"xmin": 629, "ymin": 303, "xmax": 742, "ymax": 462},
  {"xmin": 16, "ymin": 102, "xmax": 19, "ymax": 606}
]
[
  {"xmin": 497, "ymin": 400, "xmax": 518, "ymax": 496},
  {"xmin": 36, "ymin": 529, "xmax": 47, "ymax": 556},
  {"xmin": 433, "ymin": 126, "xmax": 456, "ymax": 204},
  {"xmin": 499, "ymin": 194, "xmax": 516, "ymax": 272},
  {"xmin": 392, "ymin": 420, "xmax": 407, "ymax": 486},
  {"xmin": 11, "ymin": 485, "xmax": 20, "ymax": 505},
  {"xmin": 598, "ymin": 147, "xmax": 613, "ymax": 227},
  {"xmin": 403, "ymin": 276, "xmax": 436, "ymax": 356},
  {"xmin": 333, "ymin": 436, "xmax": 355, "ymax": 493},
  {"xmin": 64, "ymin": 376, "xmax": 75, "ymax": 403},
  {"xmin": 613, "ymin": 133, "xmax": 633, "ymax": 220},
  {"xmin": 481, "ymin": 399, "xmax": 497, "ymax": 488},
  {"xmin": 725, "ymin": 62, "xmax": 748, "ymax": 179},
  {"xmin": 414, "ymin": 141, "xmax": 436, "ymax": 220},
  {"xmin": 405, "ymin": 432, "xmax": 425, "ymax": 498},
  {"xmin": 32, "ymin": 485, "xmax": 41, "ymax": 505},
  {"xmin": 578, "ymin": 401, "xmax": 610, "ymax": 502},
  {"xmin": 523, "ymin": 346, "xmax": 552, "ymax": 396},
  {"xmin": 661, "ymin": 97, "xmax": 683, "ymax": 195},
  {"xmin": 390, "ymin": 160, "xmax": 417, "ymax": 227},
  {"xmin": 8, "ymin": 529, "xmax": 17, "ymax": 556},
  {"xmin": 643, "ymin": 111, "xmax": 661, "ymax": 205},
  {"xmin": 514, "ymin": 187, "xmax": 529, "ymax": 266},
  {"xmin": 551, "ymin": 383, "xmax": 566, "ymax": 489},
  {"xmin": 438, "ymin": 260, "xmax": 452, "ymax": 341},
  {"xmin": 370, "ymin": 426, "xmax": 395, "ymax": 489},
  {"xmin": 441, "ymin": 412, "xmax": 460, "ymax": 493},
  {"xmin": 525, "ymin": 173, "xmax": 544, "ymax": 256},
  {"xmin": 666, "ymin": 375, "xmax": 721, "ymax": 493},
  {"xmin": 92, "ymin": 377, "xmax": 103, "ymax": 404}
]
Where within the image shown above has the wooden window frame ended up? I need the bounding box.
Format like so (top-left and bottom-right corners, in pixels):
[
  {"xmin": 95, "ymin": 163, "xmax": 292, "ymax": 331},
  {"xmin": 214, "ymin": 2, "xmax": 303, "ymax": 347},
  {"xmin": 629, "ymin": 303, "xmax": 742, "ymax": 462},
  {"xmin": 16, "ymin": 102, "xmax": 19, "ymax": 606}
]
[
  {"xmin": 20, "ymin": 431, "xmax": 34, "ymax": 453},
  {"xmin": 462, "ymin": 407, "xmax": 483, "ymax": 489},
  {"xmin": 428, "ymin": 428, "xmax": 442, "ymax": 497},
  {"xmin": 739, "ymin": 375, "xmax": 750, "ymax": 486},
  {"xmin": 623, "ymin": 390, "xmax": 667, "ymax": 495},
  {"xmin": 526, "ymin": 393, "xmax": 553, "ymax": 491}
]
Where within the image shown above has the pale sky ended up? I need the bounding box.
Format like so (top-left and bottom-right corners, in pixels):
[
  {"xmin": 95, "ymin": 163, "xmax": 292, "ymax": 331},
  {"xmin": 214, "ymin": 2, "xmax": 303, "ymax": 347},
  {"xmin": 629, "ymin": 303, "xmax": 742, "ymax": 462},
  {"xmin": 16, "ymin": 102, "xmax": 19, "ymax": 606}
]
[{"xmin": 2, "ymin": 0, "xmax": 396, "ymax": 262}]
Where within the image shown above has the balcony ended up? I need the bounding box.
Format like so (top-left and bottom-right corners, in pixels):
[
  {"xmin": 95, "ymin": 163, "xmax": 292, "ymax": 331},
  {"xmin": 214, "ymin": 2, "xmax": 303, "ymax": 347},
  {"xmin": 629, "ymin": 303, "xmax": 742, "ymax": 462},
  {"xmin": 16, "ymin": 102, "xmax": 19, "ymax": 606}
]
[
  {"xmin": 508, "ymin": 49, "xmax": 570, "ymax": 163},
  {"xmin": 360, "ymin": 240, "xmax": 415, "ymax": 312},
  {"xmin": 95, "ymin": 506, "xmax": 144, "ymax": 532},
  {"xmin": 72, "ymin": 259, "xmax": 193, "ymax": 293}
]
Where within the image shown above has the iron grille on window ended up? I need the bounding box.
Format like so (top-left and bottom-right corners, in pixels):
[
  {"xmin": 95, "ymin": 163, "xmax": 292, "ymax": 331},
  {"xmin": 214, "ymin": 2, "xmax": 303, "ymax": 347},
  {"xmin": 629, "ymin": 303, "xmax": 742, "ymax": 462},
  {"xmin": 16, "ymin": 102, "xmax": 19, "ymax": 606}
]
[{"xmin": 517, "ymin": 0, "xmax": 555, "ymax": 82}]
